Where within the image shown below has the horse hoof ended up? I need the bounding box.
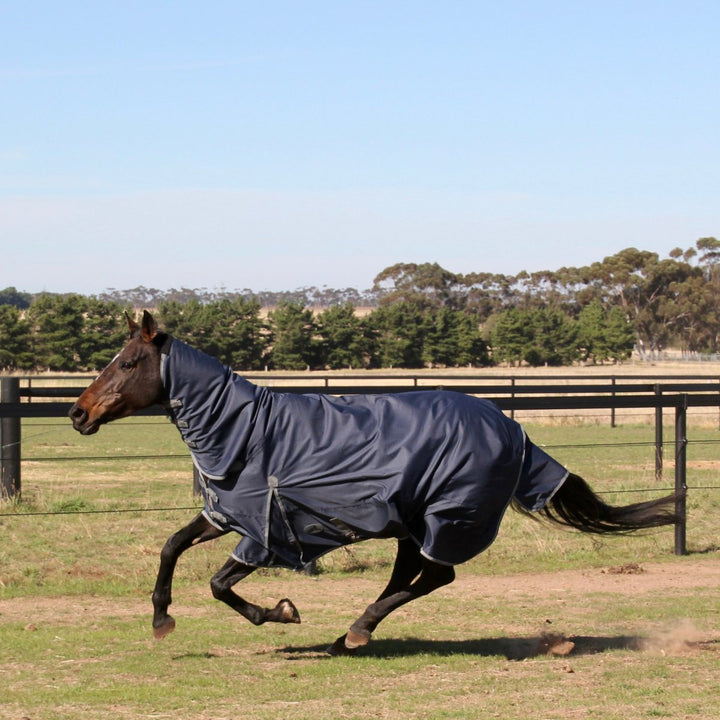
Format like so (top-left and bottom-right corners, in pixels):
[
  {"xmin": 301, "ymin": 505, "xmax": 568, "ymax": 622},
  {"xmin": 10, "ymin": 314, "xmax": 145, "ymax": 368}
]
[
  {"xmin": 277, "ymin": 598, "xmax": 301, "ymax": 624},
  {"xmin": 345, "ymin": 628, "xmax": 371, "ymax": 648},
  {"xmin": 153, "ymin": 617, "xmax": 176, "ymax": 640},
  {"xmin": 327, "ymin": 635, "xmax": 358, "ymax": 657}
]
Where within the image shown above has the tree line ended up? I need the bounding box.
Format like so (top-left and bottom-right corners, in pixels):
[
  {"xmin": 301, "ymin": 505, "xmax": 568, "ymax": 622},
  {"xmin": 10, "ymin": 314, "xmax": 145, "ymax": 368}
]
[
  {"xmin": 0, "ymin": 284, "xmax": 375, "ymax": 312},
  {"xmin": 1, "ymin": 239, "xmax": 717, "ymax": 371}
]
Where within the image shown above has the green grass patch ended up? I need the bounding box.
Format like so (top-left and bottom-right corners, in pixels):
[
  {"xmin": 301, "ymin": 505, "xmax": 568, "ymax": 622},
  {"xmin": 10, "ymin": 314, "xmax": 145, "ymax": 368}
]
[{"xmin": 1, "ymin": 416, "xmax": 718, "ymax": 719}]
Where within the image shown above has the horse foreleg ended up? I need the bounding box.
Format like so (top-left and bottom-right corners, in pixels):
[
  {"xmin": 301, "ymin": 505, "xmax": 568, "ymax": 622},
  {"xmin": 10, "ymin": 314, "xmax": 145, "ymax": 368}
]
[
  {"xmin": 329, "ymin": 552, "xmax": 455, "ymax": 656},
  {"xmin": 152, "ymin": 512, "xmax": 228, "ymax": 639},
  {"xmin": 210, "ymin": 557, "xmax": 302, "ymax": 626}
]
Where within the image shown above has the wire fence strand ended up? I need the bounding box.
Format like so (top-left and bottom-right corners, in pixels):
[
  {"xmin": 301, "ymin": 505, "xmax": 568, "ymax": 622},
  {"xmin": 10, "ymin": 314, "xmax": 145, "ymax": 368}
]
[
  {"xmin": 3, "ymin": 434, "xmax": 718, "ymax": 518},
  {"xmin": 0, "ymin": 505, "xmax": 201, "ymax": 518}
]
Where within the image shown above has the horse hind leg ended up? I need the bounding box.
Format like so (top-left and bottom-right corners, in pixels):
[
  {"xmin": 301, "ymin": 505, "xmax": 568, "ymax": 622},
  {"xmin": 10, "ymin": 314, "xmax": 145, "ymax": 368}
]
[
  {"xmin": 329, "ymin": 539, "xmax": 454, "ymax": 656},
  {"xmin": 209, "ymin": 557, "xmax": 301, "ymax": 626}
]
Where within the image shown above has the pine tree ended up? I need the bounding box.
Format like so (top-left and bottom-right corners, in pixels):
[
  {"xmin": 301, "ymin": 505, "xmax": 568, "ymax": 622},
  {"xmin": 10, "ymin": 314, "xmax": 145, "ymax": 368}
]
[
  {"xmin": 26, "ymin": 294, "xmax": 87, "ymax": 370},
  {"xmin": 267, "ymin": 302, "xmax": 319, "ymax": 369},
  {"xmin": 316, "ymin": 303, "xmax": 369, "ymax": 369},
  {"xmin": 0, "ymin": 305, "xmax": 33, "ymax": 370}
]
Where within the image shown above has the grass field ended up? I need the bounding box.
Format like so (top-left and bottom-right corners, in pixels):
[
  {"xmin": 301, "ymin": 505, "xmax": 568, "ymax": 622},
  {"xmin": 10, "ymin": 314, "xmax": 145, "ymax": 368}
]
[{"xmin": 1, "ymin": 410, "xmax": 719, "ymax": 719}]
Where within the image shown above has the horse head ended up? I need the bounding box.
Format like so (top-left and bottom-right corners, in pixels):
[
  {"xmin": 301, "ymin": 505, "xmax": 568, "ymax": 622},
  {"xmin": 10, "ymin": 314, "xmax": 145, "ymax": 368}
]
[{"xmin": 69, "ymin": 311, "xmax": 166, "ymax": 435}]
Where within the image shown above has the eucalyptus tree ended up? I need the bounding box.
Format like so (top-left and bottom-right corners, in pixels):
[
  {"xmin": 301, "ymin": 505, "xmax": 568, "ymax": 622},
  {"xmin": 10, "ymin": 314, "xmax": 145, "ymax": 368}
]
[
  {"xmin": 372, "ymin": 262, "xmax": 464, "ymax": 309},
  {"xmin": 577, "ymin": 248, "xmax": 694, "ymax": 359},
  {"xmin": 668, "ymin": 238, "xmax": 720, "ymax": 354},
  {"xmin": 458, "ymin": 272, "xmax": 519, "ymax": 321}
]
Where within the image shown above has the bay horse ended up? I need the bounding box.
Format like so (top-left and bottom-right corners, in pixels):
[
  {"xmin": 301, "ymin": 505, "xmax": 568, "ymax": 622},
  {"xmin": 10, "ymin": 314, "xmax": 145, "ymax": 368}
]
[{"xmin": 69, "ymin": 311, "xmax": 681, "ymax": 655}]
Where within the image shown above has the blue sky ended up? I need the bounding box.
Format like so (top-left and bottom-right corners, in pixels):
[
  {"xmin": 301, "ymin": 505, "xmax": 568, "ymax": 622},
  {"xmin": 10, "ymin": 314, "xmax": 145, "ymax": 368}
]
[{"xmin": 2, "ymin": 1, "xmax": 718, "ymax": 295}]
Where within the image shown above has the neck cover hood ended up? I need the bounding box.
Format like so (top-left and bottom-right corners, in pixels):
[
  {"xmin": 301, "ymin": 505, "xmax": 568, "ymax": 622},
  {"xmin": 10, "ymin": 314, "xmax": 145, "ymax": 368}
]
[{"xmin": 160, "ymin": 339, "xmax": 568, "ymax": 569}]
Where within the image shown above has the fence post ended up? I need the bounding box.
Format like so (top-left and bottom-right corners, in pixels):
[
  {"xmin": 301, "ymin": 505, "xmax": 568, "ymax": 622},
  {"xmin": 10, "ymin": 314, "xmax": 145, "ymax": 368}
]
[
  {"xmin": 1, "ymin": 377, "xmax": 21, "ymax": 500},
  {"xmin": 610, "ymin": 377, "xmax": 616, "ymax": 428},
  {"xmin": 674, "ymin": 395, "xmax": 688, "ymax": 556}
]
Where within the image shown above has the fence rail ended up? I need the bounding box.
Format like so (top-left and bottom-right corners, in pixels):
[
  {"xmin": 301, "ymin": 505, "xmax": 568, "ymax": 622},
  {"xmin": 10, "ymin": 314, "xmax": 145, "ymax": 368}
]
[{"xmin": 3, "ymin": 375, "xmax": 720, "ymax": 556}]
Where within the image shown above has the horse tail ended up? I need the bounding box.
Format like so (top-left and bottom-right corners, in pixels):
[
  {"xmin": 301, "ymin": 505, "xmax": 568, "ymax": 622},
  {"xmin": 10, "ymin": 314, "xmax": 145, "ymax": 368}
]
[{"xmin": 534, "ymin": 473, "xmax": 683, "ymax": 534}]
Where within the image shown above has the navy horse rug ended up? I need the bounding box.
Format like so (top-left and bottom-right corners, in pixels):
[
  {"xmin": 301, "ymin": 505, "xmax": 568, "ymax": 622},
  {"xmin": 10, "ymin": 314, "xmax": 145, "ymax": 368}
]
[
  {"xmin": 69, "ymin": 312, "xmax": 681, "ymax": 652},
  {"xmin": 161, "ymin": 337, "xmax": 568, "ymax": 570}
]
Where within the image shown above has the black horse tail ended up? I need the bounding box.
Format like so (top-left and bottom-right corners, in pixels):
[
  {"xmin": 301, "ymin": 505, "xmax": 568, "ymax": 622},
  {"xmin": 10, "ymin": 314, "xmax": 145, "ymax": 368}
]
[{"xmin": 534, "ymin": 473, "xmax": 683, "ymax": 534}]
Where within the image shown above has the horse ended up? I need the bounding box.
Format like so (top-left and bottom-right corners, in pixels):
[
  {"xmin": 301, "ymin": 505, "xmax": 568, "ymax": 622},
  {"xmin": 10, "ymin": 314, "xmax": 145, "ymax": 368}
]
[{"xmin": 69, "ymin": 311, "xmax": 682, "ymax": 655}]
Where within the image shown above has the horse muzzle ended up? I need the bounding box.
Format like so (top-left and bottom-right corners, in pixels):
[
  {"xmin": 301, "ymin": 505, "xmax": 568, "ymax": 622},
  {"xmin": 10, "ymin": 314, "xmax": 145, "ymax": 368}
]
[{"xmin": 68, "ymin": 403, "xmax": 100, "ymax": 435}]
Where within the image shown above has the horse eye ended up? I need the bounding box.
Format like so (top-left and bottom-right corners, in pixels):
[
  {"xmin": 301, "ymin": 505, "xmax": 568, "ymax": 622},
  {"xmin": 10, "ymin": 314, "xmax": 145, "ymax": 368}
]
[{"xmin": 119, "ymin": 359, "xmax": 136, "ymax": 370}]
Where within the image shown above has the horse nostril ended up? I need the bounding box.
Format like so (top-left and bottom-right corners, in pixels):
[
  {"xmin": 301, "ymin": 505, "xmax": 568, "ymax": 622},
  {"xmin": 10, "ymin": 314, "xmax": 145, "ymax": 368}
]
[{"xmin": 69, "ymin": 404, "xmax": 88, "ymax": 424}]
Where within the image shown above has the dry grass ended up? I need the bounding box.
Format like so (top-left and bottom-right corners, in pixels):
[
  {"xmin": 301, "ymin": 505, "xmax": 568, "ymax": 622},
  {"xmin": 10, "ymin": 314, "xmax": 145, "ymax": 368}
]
[{"xmin": 1, "ymin": 378, "xmax": 719, "ymax": 719}]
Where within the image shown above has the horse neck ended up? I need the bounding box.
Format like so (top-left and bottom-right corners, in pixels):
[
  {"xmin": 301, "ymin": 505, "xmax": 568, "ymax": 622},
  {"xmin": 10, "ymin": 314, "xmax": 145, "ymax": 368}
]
[
  {"xmin": 162, "ymin": 337, "xmax": 259, "ymax": 410},
  {"xmin": 162, "ymin": 338, "xmax": 263, "ymax": 477}
]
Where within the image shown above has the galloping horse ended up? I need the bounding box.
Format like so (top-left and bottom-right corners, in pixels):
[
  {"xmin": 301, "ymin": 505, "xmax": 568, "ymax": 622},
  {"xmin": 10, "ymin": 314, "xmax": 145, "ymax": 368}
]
[{"xmin": 69, "ymin": 312, "xmax": 681, "ymax": 655}]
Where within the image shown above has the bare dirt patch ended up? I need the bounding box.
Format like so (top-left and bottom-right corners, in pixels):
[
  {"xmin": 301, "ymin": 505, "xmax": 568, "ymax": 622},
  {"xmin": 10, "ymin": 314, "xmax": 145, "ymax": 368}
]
[
  {"xmin": 449, "ymin": 558, "xmax": 720, "ymax": 661},
  {"xmin": 2, "ymin": 558, "xmax": 717, "ymax": 658}
]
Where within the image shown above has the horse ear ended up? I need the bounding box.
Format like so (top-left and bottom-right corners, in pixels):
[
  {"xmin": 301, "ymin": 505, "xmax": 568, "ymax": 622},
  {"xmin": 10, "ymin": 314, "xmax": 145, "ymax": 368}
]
[
  {"xmin": 125, "ymin": 311, "xmax": 140, "ymax": 337},
  {"xmin": 141, "ymin": 310, "xmax": 158, "ymax": 342}
]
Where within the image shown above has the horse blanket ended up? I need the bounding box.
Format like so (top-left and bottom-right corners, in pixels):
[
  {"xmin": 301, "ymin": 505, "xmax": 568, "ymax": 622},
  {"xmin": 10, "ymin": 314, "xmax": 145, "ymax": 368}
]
[{"xmin": 160, "ymin": 338, "xmax": 568, "ymax": 569}]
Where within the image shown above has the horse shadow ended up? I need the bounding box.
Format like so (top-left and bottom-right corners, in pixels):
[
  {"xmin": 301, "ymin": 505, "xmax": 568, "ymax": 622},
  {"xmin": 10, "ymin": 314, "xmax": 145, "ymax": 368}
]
[{"xmin": 279, "ymin": 634, "xmax": 644, "ymax": 660}]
